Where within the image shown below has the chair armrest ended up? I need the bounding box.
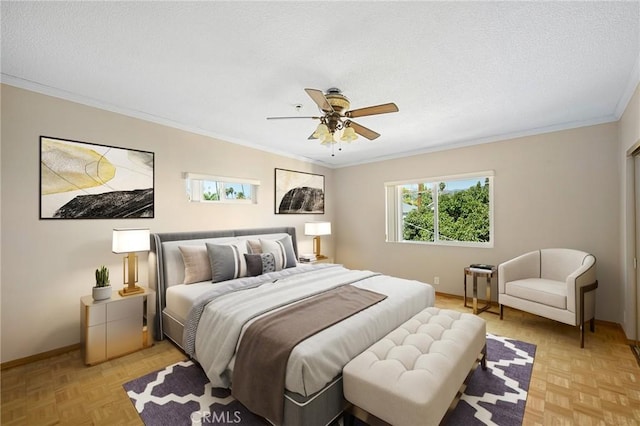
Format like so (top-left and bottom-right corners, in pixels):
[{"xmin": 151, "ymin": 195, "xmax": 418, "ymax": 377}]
[
  {"xmin": 498, "ymin": 250, "xmax": 540, "ymax": 293},
  {"xmin": 566, "ymin": 254, "xmax": 597, "ymax": 313}
]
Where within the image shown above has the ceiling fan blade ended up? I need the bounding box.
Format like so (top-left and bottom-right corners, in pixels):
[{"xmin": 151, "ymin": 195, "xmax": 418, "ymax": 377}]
[
  {"xmin": 308, "ymin": 132, "xmax": 317, "ymax": 140},
  {"xmin": 348, "ymin": 121, "xmax": 380, "ymax": 140},
  {"xmin": 346, "ymin": 103, "xmax": 399, "ymax": 118},
  {"xmin": 266, "ymin": 116, "xmax": 319, "ymax": 120},
  {"xmin": 305, "ymin": 88, "xmax": 334, "ymax": 113}
]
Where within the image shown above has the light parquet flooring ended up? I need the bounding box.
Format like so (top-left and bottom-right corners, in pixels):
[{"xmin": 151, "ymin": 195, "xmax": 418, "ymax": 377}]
[
  {"xmin": 437, "ymin": 294, "xmax": 640, "ymax": 426},
  {"xmin": 1, "ymin": 294, "xmax": 639, "ymax": 425},
  {"xmin": 0, "ymin": 340, "xmax": 187, "ymax": 425}
]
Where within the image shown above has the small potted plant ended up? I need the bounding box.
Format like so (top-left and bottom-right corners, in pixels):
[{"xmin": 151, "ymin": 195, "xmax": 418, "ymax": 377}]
[{"xmin": 92, "ymin": 265, "xmax": 111, "ymax": 301}]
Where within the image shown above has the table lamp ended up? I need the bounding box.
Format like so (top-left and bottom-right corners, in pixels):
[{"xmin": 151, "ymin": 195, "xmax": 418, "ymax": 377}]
[
  {"xmin": 304, "ymin": 222, "xmax": 331, "ymax": 259},
  {"xmin": 112, "ymin": 228, "xmax": 150, "ymax": 296}
]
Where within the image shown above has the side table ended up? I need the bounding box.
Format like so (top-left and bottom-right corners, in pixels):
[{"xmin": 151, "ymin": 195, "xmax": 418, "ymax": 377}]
[
  {"xmin": 80, "ymin": 287, "xmax": 155, "ymax": 365},
  {"xmin": 463, "ymin": 266, "xmax": 498, "ymax": 315}
]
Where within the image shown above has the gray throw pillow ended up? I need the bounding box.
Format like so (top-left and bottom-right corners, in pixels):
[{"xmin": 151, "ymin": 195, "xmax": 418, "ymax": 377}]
[
  {"xmin": 260, "ymin": 236, "xmax": 297, "ymax": 270},
  {"xmin": 244, "ymin": 253, "xmax": 276, "ymax": 277},
  {"xmin": 205, "ymin": 242, "xmax": 248, "ymax": 283}
]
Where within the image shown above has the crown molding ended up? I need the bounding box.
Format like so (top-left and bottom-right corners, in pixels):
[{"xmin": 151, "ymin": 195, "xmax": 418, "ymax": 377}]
[{"xmin": 0, "ymin": 74, "xmax": 331, "ymax": 168}]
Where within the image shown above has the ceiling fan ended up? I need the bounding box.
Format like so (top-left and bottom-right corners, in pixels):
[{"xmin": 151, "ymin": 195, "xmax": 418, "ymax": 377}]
[{"xmin": 267, "ymin": 88, "xmax": 399, "ymax": 145}]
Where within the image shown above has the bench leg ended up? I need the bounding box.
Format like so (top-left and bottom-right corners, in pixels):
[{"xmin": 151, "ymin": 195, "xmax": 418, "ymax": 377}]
[
  {"xmin": 480, "ymin": 344, "xmax": 487, "ymax": 371},
  {"xmin": 343, "ymin": 412, "xmax": 355, "ymax": 426}
]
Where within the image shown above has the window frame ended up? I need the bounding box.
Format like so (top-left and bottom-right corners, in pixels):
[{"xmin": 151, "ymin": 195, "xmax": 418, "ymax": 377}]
[
  {"xmin": 184, "ymin": 173, "xmax": 260, "ymax": 204},
  {"xmin": 385, "ymin": 171, "xmax": 494, "ymax": 248}
]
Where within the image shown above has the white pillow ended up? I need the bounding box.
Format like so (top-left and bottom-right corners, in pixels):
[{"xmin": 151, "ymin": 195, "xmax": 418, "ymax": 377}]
[
  {"xmin": 260, "ymin": 236, "xmax": 297, "ymax": 270},
  {"xmin": 178, "ymin": 245, "xmax": 212, "ymax": 284},
  {"xmin": 246, "ymin": 239, "xmax": 262, "ymax": 254}
]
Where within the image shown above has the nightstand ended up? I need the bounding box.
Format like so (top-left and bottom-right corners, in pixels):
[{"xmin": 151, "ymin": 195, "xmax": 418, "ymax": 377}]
[
  {"xmin": 300, "ymin": 257, "xmax": 334, "ymax": 265},
  {"xmin": 80, "ymin": 287, "xmax": 155, "ymax": 365}
]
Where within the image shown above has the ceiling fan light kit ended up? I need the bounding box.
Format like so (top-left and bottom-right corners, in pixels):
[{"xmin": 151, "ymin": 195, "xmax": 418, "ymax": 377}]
[
  {"xmin": 341, "ymin": 126, "xmax": 358, "ymax": 142},
  {"xmin": 267, "ymin": 87, "xmax": 399, "ymax": 154}
]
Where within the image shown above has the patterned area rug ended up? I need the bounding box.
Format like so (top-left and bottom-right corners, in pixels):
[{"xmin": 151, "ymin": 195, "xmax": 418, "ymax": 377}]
[
  {"xmin": 124, "ymin": 334, "xmax": 535, "ymax": 426},
  {"xmin": 442, "ymin": 334, "xmax": 536, "ymax": 426}
]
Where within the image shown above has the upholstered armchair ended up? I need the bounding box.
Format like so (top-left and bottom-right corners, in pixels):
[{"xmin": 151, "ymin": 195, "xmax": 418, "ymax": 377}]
[{"xmin": 498, "ymin": 248, "xmax": 597, "ymax": 348}]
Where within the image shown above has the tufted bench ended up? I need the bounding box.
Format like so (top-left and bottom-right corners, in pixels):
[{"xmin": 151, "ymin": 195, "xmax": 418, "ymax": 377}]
[{"xmin": 343, "ymin": 307, "xmax": 486, "ymax": 426}]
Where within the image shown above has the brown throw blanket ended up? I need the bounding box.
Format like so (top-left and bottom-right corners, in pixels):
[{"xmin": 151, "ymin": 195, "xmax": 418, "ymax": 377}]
[{"xmin": 231, "ymin": 284, "xmax": 387, "ymax": 425}]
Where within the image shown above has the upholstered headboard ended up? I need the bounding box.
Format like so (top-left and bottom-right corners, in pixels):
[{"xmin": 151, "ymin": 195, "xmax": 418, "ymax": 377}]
[{"xmin": 148, "ymin": 227, "xmax": 297, "ymax": 340}]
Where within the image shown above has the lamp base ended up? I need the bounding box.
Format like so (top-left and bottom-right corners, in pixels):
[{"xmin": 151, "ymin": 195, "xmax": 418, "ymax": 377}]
[{"xmin": 119, "ymin": 285, "xmax": 145, "ymax": 297}]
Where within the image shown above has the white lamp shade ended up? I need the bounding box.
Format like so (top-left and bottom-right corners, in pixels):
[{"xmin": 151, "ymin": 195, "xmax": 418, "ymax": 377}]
[
  {"xmin": 112, "ymin": 228, "xmax": 150, "ymax": 253},
  {"xmin": 304, "ymin": 222, "xmax": 331, "ymax": 236}
]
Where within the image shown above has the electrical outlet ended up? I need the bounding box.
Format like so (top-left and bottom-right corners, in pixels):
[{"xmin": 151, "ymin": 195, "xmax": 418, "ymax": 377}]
[{"xmin": 434, "ymin": 276, "xmax": 440, "ymax": 285}]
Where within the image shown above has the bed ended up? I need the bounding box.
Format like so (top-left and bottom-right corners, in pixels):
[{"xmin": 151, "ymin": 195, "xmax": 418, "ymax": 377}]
[{"xmin": 149, "ymin": 227, "xmax": 435, "ymax": 426}]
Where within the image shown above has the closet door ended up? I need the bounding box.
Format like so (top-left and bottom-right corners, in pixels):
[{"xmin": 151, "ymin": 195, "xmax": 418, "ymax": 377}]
[{"xmin": 635, "ymin": 155, "xmax": 640, "ymax": 347}]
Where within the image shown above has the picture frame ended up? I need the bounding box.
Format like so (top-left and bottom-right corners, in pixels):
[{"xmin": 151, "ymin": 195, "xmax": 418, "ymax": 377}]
[
  {"xmin": 274, "ymin": 168, "xmax": 324, "ymax": 214},
  {"xmin": 39, "ymin": 136, "xmax": 155, "ymax": 219}
]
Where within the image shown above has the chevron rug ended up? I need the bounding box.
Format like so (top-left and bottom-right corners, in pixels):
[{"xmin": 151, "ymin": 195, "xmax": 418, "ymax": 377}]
[{"xmin": 124, "ymin": 334, "xmax": 535, "ymax": 426}]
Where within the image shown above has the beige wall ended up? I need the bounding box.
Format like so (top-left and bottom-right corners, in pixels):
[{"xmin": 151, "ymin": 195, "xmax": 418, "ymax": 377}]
[
  {"xmin": 1, "ymin": 81, "xmax": 636, "ymax": 362},
  {"xmin": 619, "ymin": 82, "xmax": 640, "ymax": 340},
  {"xmin": 334, "ymin": 122, "xmax": 621, "ymax": 323},
  {"xmin": 0, "ymin": 85, "xmax": 334, "ymax": 363}
]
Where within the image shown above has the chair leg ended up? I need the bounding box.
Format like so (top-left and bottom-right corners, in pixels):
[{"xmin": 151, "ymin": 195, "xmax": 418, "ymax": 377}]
[
  {"xmin": 578, "ymin": 281, "xmax": 598, "ymax": 348},
  {"xmin": 499, "ymin": 304, "xmax": 503, "ymax": 320}
]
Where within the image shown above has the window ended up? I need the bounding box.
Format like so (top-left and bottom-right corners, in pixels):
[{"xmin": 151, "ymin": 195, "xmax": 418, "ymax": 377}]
[
  {"xmin": 385, "ymin": 172, "xmax": 494, "ymax": 247},
  {"xmin": 185, "ymin": 173, "xmax": 260, "ymax": 204}
]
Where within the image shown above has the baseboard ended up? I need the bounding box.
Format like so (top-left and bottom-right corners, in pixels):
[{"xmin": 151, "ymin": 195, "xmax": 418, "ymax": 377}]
[
  {"xmin": 631, "ymin": 344, "xmax": 640, "ymax": 367},
  {"xmin": 1, "ymin": 343, "xmax": 80, "ymax": 371},
  {"xmin": 436, "ymin": 291, "xmax": 499, "ymax": 307},
  {"xmin": 436, "ymin": 291, "xmax": 463, "ymax": 299},
  {"xmin": 595, "ymin": 318, "xmax": 622, "ymax": 328}
]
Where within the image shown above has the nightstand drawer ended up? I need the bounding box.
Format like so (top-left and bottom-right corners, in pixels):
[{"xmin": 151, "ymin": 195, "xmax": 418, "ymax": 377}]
[
  {"xmin": 107, "ymin": 297, "xmax": 142, "ymax": 322},
  {"xmin": 85, "ymin": 323, "xmax": 106, "ymax": 365},
  {"xmin": 107, "ymin": 315, "xmax": 142, "ymax": 358},
  {"xmin": 86, "ymin": 303, "xmax": 106, "ymax": 326}
]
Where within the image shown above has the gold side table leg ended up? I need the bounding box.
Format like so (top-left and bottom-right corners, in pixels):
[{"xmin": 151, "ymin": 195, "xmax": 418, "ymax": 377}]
[
  {"xmin": 464, "ymin": 271, "xmax": 469, "ymax": 308},
  {"xmin": 486, "ymin": 274, "xmax": 491, "ymax": 310},
  {"xmin": 473, "ymin": 274, "xmax": 478, "ymax": 314}
]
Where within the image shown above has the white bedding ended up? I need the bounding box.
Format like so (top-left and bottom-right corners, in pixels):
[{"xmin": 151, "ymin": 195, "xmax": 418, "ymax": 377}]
[
  {"xmin": 164, "ymin": 263, "xmax": 322, "ymax": 323},
  {"xmin": 165, "ymin": 282, "xmax": 212, "ymax": 323},
  {"xmin": 193, "ymin": 265, "xmax": 435, "ymax": 397}
]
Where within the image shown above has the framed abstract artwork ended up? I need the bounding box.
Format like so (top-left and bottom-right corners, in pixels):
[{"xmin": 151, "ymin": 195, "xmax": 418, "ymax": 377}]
[
  {"xmin": 274, "ymin": 168, "xmax": 324, "ymax": 214},
  {"xmin": 39, "ymin": 136, "xmax": 154, "ymax": 219}
]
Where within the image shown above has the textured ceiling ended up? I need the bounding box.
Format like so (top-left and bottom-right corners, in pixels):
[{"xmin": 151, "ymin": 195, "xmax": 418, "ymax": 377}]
[{"xmin": 2, "ymin": 1, "xmax": 639, "ymax": 167}]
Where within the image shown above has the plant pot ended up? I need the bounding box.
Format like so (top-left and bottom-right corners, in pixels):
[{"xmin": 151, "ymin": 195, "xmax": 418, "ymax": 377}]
[{"xmin": 92, "ymin": 286, "xmax": 112, "ymax": 301}]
